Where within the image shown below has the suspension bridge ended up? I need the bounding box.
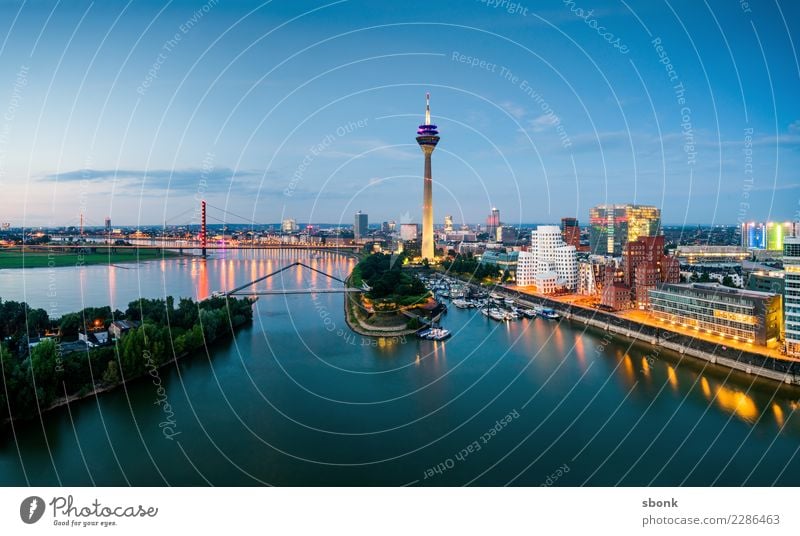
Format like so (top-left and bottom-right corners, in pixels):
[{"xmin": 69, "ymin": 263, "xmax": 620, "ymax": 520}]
[{"xmin": 28, "ymin": 199, "xmax": 361, "ymax": 255}]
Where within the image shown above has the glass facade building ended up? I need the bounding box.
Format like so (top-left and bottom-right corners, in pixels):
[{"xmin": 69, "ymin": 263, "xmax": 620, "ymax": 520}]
[
  {"xmin": 589, "ymin": 204, "xmax": 661, "ymax": 256},
  {"xmin": 648, "ymin": 283, "xmax": 782, "ymax": 347}
]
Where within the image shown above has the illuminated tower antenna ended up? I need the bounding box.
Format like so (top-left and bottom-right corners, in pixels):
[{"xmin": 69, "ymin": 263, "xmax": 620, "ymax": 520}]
[{"xmin": 425, "ymin": 92, "xmax": 431, "ymax": 125}]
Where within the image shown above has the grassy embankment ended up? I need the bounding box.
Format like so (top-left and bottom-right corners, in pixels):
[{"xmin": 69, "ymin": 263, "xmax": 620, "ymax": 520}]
[{"xmin": 0, "ymin": 247, "xmax": 182, "ymax": 269}]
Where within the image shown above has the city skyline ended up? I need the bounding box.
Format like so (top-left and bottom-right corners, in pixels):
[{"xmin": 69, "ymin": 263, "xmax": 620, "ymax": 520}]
[{"xmin": 0, "ymin": 1, "xmax": 798, "ymax": 227}]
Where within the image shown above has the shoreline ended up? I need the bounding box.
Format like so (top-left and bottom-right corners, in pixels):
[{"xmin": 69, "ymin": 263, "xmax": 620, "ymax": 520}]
[
  {"xmin": 342, "ymin": 276, "xmax": 418, "ymax": 339},
  {"xmin": 1, "ymin": 315, "xmax": 252, "ymax": 429},
  {"xmin": 443, "ymin": 272, "xmax": 800, "ymax": 387}
]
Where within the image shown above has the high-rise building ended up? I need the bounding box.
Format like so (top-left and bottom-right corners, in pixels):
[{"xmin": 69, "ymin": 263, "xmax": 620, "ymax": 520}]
[
  {"xmin": 416, "ymin": 93, "xmax": 439, "ymax": 261},
  {"xmin": 784, "ymin": 237, "xmax": 800, "ymax": 357},
  {"xmin": 104, "ymin": 216, "xmax": 111, "ymax": 233},
  {"xmin": 766, "ymin": 222, "xmax": 792, "ymax": 251},
  {"xmin": 486, "ymin": 208, "xmax": 500, "ymax": 239},
  {"xmin": 444, "ymin": 215, "xmax": 453, "ymax": 233},
  {"xmin": 354, "ymin": 211, "xmax": 368, "ymax": 240},
  {"xmin": 741, "ymin": 222, "xmax": 766, "ymax": 249},
  {"xmin": 589, "ymin": 204, "xmax": 661, "ymax": 256},
  {"xmin": 561, "ymin": 217, "xmax": 581, "ymax": 249},
  {"xmin": 741, "ymin": 221, "xmax": 793, "ymax": 250}
]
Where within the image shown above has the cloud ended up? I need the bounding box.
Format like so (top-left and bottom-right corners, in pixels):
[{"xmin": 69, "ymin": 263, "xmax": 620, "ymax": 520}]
[
  {"xmin": 528, "ymin": 113, "xmax": 560, "ymax": 132},
  {"xmin": 500, "ymin": 101, "xmax": 527, "ymax": 120},
  {"xmin": 42, "ymin": 167, "xmax": 263, "ymax": 193}
]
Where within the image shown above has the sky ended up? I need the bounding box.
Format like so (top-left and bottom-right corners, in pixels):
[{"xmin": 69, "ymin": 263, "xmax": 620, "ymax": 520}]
[{"xmin": 0, "ymin": 0, "xmax": 798, "ymax": 228}]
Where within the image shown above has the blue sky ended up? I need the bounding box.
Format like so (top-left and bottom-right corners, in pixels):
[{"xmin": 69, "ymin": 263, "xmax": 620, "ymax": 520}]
[{"xmin": 0, "ymin": 0, "xmax": 798, "ymax": 227}]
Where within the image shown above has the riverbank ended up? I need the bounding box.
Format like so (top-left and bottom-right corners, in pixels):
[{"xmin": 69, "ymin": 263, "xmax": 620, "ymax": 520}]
[
  {"xmin": 444, "ymin": 272, "xmax": 800, "ymax": 386},
  {"xmin": 0, "ymin": 246, "xmax": 185, "ymax": 269},
  {"xmin": 1, "ymin": 295, "xmax": 254, "ymax": 428}
]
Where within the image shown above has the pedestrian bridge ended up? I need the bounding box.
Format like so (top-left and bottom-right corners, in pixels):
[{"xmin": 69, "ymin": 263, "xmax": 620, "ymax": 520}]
[{"xmin": 226, "ymin": 261, "xmax": 363, "ymax": 296}]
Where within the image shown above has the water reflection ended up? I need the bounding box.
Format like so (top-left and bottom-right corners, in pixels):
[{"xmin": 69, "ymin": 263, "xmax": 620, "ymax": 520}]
[{"xmin": 714, "ymin": 384, "xmax": 758, "ymax": 423}]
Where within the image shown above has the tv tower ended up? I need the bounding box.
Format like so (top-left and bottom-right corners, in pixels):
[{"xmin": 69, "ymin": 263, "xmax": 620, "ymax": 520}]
[{"xmin": 416, "ymin": 92, "xmax": 439, "ymax": 261}]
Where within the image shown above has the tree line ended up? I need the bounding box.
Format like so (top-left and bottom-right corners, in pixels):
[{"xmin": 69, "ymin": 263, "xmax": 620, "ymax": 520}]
[{"xmin": 0, "ymin": 295, "xmax": 253, "ymax": 422}]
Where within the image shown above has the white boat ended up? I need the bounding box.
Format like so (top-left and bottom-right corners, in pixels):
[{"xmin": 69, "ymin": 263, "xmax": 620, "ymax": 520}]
[
  {"xmin": 426, "ymin": 328, "xmax": 451, "ymax": 341},
  {"xmin": 488, "ymin": 308, "xmax": 506, "ymax": 321},
  {"xmin": 452, "ymin": 298, "xmax": 471, "ymax": 309},
  {"xmin": 504, "ymin": 298, "xmax": 515, "ymax": 307},
  {"xmin": 490, "ymin": 292, "xmax": 503, "ymax": 300}
]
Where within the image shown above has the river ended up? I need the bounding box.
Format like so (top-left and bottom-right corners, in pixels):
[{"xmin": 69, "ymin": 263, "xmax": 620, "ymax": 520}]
[{"xmin": 1, "ymin": 249, "xmax": 798, "ymax": 486}]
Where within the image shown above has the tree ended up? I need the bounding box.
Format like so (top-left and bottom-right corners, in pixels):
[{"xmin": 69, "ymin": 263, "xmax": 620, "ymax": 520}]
[
  {"xmin": 59, "ymin": 313, "xmax": 82, "ymax": 338},
  {"xmin": 102, "ymin": 360, "xmax": 120, "ymax": 385},
  {"xmin": 29, "ymin": 339, "xmax": 62, "ymax": 406}
]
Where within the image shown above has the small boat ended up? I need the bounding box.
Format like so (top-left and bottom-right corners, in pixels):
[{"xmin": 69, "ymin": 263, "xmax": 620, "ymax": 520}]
[
  {"xmin": 504, "ymin": 298, "xmax": 515, "ymax": 307},
  {"xmin": 480, "ymin": 308, "xmax": 490, "ymax": 317},
  {"xmin": 427, "ymin": 328, "xmax": 452, "ymax": 341},
  {"xmin": 506, "ymin": 311, "xmax": 520, "ymax": 320},
  {"xmin": 490, "ymin": 292, "xmax": 503, "ymax": 300},
  {"xmin": 521, "ymin": 308, "xmax": 537, "ymax": 318},
  {"xmin": 488, "ymin": 308, "xmax": 506, "ymax": 321},
  {"xmin": 541, "ymin": 308, "xmax": 560, "ymax": 320},
  {"xmin": 452, "ymin": 298, "xmax": 470, "ymax": 309},
  {"xmin": 417, "ymin": 328, "xmax": 432, "ymax": 338}
]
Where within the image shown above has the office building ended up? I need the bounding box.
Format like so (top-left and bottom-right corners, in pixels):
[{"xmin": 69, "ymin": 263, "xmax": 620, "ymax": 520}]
[
  {"xmin": 486, "ymin": 207, "xmax": 500, "ymax": 239},
  {"xmin": 499, "ymin": 226, "xmax": 517, "ymax": 245},
  {"xmin": 766, "ymin": 222, "xmax": 793, "ymax": 251},
  {"xmin": 561, "ymin": 217, "xmax": 581, "ymax": 249},
  {"xmin": 623, "ymin": 235, "xmax": 680, "ymax": 307},
  {"xmin": 741, "ymin": 221, "xmax": 794, "ymax": 250},
  {"xmin": 741, "ymin": 222, "xmax": 766, "ymax": 249},
  {"xmin": 784, "ymin": 237, "xmax": 800, "ymax": 356},
  {"xmin": 354, "ymin": 211, "xmax": 368, "ymax": 240},
  {"xmin": 649, "ymin": 283, "xmax": 782, "ymax": 347},
  {"xmin": 674, "ymin": 245, "xmax": 750, "ymax": 263},
  {"xmin": 480, "ymin": 250, "xmax": 518, "ymax": 278},
  {"xmin": 514, "ymin": 225, "xmax": 577, "ymax": 292},
  {"xmin": 589, "ymin": 204, "xmax": 661, "ymax": 255},
  {"xmin": 416, "ymin": 93, "xmax": 439, "ymax": 261}
]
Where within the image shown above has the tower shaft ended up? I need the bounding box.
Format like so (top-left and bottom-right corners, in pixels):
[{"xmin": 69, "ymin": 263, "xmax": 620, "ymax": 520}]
[{"xmin": 422, "ymin": 147, "xmax": 434, "ymax": 260}]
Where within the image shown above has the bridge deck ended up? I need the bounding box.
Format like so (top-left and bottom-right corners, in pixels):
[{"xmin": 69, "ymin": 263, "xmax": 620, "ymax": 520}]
[{"xmin": 231, "ymin": 288, "xmax": 361, "ymax": 295}]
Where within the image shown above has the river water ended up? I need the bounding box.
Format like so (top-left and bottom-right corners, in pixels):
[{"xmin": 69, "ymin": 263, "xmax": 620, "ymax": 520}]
[{"xmin": 1, "ymin": 249, "xmax": 798, "ymax": 486}]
